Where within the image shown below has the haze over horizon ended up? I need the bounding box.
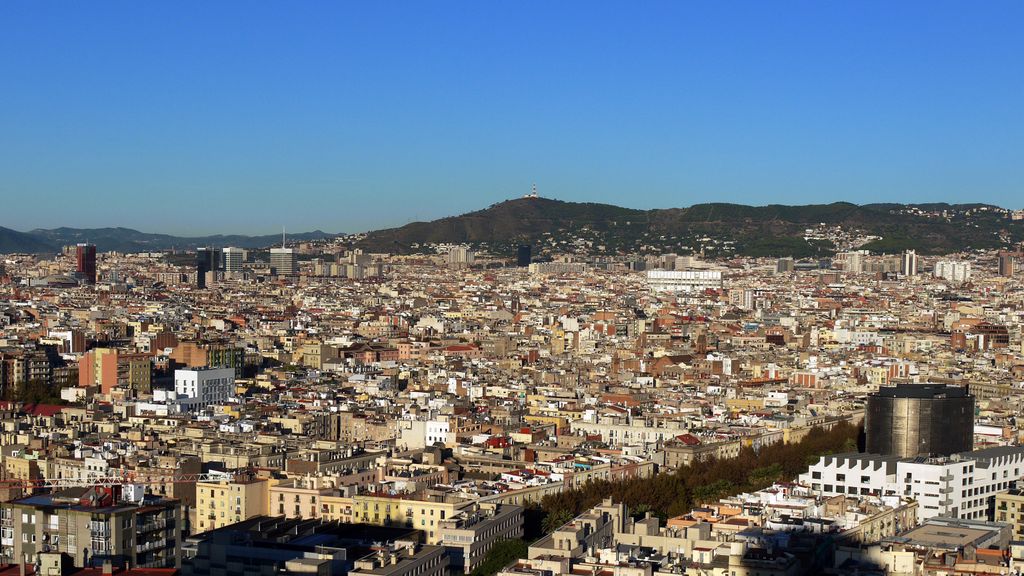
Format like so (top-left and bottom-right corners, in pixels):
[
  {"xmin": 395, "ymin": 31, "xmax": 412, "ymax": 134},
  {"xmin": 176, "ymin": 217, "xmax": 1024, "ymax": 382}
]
[{"xmin": 2, "ymin": 1, "xmax": 1022, "ymax": 235}]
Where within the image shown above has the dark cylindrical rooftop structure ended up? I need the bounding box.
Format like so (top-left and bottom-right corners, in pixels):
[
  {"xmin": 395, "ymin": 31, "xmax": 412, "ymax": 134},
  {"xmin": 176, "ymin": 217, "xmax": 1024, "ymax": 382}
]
[{"xmin": 865, "ymin": 383, "xmax": 974, "ymax": 458}]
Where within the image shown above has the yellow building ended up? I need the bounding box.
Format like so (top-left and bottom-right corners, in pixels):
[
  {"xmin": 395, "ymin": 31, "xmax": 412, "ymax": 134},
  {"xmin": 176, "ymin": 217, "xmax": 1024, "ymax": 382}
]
[
  {"xmin": 268, "ymin": 479, "xmax": 335, "ymax": 519},
  {"xmin": 195, "ymin": 476, "xmax": 272, "ymax": 532},
  {"xmin": 350, "ymin": 494, "xmax": 462, "ymax": 543},
  {"xmin": 996, "ymin": 489, "xmax": 1024, "ymax": 540},
  {"xmin": 321, "ymin": 494, "xmax": 355, "ymax": 523}
]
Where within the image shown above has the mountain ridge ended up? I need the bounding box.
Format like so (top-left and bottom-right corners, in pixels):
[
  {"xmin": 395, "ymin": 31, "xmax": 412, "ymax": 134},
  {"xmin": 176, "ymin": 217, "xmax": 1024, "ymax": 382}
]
[
  {"xmin": 4, "ymin": 198, "xmax": 1021, "ymax": 256},
  {"xmin": 354, "ymin": 197, "xmax": 1023, "ymax": 257},
  {"xmin": 0, "ymin": 227, "xmax": 338, "ymax": 254}
]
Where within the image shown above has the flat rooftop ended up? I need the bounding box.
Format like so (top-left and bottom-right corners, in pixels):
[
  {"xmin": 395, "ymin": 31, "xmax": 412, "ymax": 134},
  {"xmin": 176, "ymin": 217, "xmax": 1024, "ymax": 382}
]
[{"xmin": 872, "ymin": 383, "xmax": 970, "ymax": 399}]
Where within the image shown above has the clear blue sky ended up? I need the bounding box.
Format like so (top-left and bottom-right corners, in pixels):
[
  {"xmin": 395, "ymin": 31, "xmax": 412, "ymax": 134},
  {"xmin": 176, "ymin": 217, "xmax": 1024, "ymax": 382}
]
[{"xmin": 2, "ymin": 1, "xmax": 1022, "ymax": 235}]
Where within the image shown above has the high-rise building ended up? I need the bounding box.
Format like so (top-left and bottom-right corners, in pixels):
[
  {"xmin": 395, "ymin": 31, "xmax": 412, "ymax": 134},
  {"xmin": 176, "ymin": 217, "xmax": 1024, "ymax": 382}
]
[
  {"xmin": 901, "ymin": 250, "xmax": 918, "ymax": 276},
  {"xmin": 446, "ymin": 246, "xmax": 475, "ymax": 267},
  {"xmin": 998, "ymin": 252, "xmax": 1016, "ymax": 277},
  {"xmin": 865, "ymin": 383, "xmax": 974, "ymax": 458},
  {"xmin": 846, "ymin": 251, "xmax": 864, "ymax": 274},
  {"xmin": 75, "ymin": 243, "xmax": 97, "ymax": 284},
  {"xmin": 223, "ymin": 247, "xmax": 246, "ymax": 274},
  {"xmin": 196, "ymin": 247, "xmax": 222, "ymax": 288},
  {"xmin": 934, "ymin": 260, "xmax": 971, "ymax": 283},
  {"xmin": 270, "ymin": 247, "xmax": 297, "ymax": 276},
  {"xmin": 776, "ymin": 257, "xmax": 795, "ymax": 274},
  {"xmin": 516, "ymin": 245, "xmax": 532, "ymax": 267}
]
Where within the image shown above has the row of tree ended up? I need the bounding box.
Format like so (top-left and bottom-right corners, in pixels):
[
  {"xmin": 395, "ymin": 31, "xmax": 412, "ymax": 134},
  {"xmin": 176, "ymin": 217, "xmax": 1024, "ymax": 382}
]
[{"xmin": 532, "ymin": 421, "xmax": 860, "ymax": 535}]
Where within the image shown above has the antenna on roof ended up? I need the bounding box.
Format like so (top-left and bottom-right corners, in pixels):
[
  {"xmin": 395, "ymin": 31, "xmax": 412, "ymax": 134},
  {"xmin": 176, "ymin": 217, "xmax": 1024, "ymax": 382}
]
[{"xmin": 282, "ymin": 226, "xmax": 286, "ymax": 249}]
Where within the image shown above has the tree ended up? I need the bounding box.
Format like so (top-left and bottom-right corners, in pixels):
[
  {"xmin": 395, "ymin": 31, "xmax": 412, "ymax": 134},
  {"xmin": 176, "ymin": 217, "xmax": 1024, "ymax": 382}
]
[
  {"xmin": 541, "ymin": 509, "xmax": 574, "ymax": 534},
  {"xmin": 470, "ymin": 539, "xmax": 529, "ymax": 576},
  {"xmin": 538, "ymin": 422, "xmax": 860, "ymax": 522}
]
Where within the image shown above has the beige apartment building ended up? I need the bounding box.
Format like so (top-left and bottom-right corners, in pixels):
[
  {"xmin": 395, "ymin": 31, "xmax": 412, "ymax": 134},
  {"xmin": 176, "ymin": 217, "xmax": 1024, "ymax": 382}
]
[{"xmin": 195, "ymin": 476, "xmax": 271, "ymax": 533}]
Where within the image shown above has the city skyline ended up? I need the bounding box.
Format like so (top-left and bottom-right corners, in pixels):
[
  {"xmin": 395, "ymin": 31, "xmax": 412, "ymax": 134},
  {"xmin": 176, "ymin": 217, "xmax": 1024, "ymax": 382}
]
[{"xmin": 2, "ymin": 1, "xmax": 1023, "ymax": 235}]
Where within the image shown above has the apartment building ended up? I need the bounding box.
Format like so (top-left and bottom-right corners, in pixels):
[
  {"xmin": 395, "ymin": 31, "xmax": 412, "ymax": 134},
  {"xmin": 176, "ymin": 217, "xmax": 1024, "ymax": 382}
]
[
  {"xmin": 0, "ymin": 487, "xmax": 181, "ymax": 569},
  {"xmin": 195, "ymin": 475, "xmax": 271, "ymax": 533}
]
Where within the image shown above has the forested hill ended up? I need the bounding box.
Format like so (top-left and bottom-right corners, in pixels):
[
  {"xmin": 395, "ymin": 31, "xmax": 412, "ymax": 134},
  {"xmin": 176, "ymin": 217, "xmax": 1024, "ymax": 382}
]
[{"xmin": 356, "ymin": 197, "xmax": 1021, "ymax": 257}]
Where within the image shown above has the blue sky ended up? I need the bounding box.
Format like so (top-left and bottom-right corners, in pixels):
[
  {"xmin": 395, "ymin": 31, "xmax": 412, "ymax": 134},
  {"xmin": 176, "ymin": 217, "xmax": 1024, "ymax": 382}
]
[{"xmin": 1, "ymin": 1, "xmax": 1022, "ymax": 234}]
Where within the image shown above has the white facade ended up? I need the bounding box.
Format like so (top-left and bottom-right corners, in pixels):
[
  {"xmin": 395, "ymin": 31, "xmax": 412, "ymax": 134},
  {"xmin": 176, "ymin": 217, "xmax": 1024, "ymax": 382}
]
[
  {"xmin": 173, "ymin": 367, "xmax": 235, "ymax": 413},
  {"xmin": 529, "ymin": 262, "xmax": 587, "ymax": 274},
  {"xmin": 934, "ymin": 260, "xmax": 971, "ymax": 283},
  {"xmin": 447, "ymin": 246, "xmax": 475, "ymax": 265},
  {"xmin": 646, "ymin": 270, "xmax": 723, "ymax": 292},
  {"xmin": 223, "ymin": 247, "xmax": 246, "ymax": 273},
  {"xmin": 901, "ymin": 250, "xmax": 918, "ymax": 276},
  {"xmin": 800, "ymin": 447, "xmax": 1024, "ymax": 521}
]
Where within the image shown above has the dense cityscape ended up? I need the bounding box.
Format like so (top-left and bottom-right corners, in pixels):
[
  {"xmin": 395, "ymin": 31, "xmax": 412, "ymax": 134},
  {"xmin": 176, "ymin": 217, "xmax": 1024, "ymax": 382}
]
[
  {"xmin": 4, "ymin": 2, "xmax": 1022, "ymax": 575},
  {"xmin": 2, "ymin": 214, "xmax": 1024, "ymax": 575}
]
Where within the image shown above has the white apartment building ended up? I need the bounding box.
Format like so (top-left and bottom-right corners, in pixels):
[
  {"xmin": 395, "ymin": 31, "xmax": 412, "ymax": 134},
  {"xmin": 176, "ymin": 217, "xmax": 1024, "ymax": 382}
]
[
  {"xmin": 934, "ymin": 260, "xmax": 972, "ymax": 283},
  {"xmin": 646, "ymin": 270, "xmax": 723, "ymax": 292},
  {"xmin": 173, "ymin": 367, "xmax": 235, "ymax": 413},
  {"xmin": 529, "ymin": 262, "xmax": 587, "ymax": 275},
  {"xmin": 446, "ymin": 246, "xmax": 475, "ymax": 266},
  {"xmin": 800, "ymin": 446, "xmax": 1024, "ymax": 521}
]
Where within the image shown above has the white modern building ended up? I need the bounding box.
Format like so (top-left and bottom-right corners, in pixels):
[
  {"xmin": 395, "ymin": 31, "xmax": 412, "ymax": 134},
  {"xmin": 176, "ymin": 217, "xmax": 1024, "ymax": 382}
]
[
  {"xmin": 901, "ymin": 250, "xmax": 918, "ymax": 276},
  {"xmin": 223, "ymin": 247, "xmax": 246, "ymax": 273},
  {"xmin": 934, "ymin": 260, "xmax": 971, "ymax": 283},
  {"xmin": 646, "ymin": 270, "xmax": 723, "ymax": 292},
  {"xmin": 799, "ymin": 446, "xmax": 1024, "ymax": 521},
  {"xmin": 173, "ymin": 367, "xmax": 235, "ymax": 413}
]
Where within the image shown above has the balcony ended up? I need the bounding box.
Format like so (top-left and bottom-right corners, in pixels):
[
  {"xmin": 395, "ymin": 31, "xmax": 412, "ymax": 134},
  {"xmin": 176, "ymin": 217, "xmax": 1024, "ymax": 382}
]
[
  {"xmin": 138, "ymin": 519, "xmax": 168, "ymax": 532},
  {"xmin": 90, "ymin": 525, "xmax": 111, "ymax": 537},
  {"xmin": 136, "ymin": 538, "xmax": 167, "ymax": 553}
]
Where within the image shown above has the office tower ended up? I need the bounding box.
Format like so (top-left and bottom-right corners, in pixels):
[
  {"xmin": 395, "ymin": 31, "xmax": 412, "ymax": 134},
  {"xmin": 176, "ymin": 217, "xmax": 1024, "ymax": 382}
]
[
  {"xmin": 270, "ymin": 228, "xmax": 297, "ymax": 277},
  {"xmin": 223, "ymin": 247, "xmax": 246, "ymax": 274},
  {"xmin": 776, "ymin": 257, "xmax": 795, "ymax": 274},
  {"xmin": 270, "ymin": 248, "xmax": 296, "ymax": 276},
  {"xmin": 865, "ymin": 383, "xmax": 974, "ymax": 458},
  {"xmin": 196, "ymin": 247, "xmax": 222, "ymax": 288},
  {"xmin": 901, "ymin": 250, "xmax": 918, "ymax": 276},
  {"xmin": 75, "ymin": 243, "xmax": 97, "ymax": 284},
  {"xmin": 516, "ymin": 245, "xmax": 532, "ymax": 267},
  {"xmin": 998, "ymin": 252, "xmax": 1015, "ymax": 277}
]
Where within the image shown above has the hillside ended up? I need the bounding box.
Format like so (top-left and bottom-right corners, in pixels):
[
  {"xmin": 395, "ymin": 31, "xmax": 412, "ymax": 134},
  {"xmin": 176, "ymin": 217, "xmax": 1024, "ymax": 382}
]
[
  {"xmin": 0, "ymin": 227, "xmax": 58, "ymax": 254},
  {"xmin": 0, "ymin": 227, "xmax": 337, "ymax": 254},
  {"xmin": 5, "ymin": 199, "xmax": 1019, "ymax": 257},
  {"xmin": 356, "ymin": 198, "xmax": 1022, "ymax": 257}
]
